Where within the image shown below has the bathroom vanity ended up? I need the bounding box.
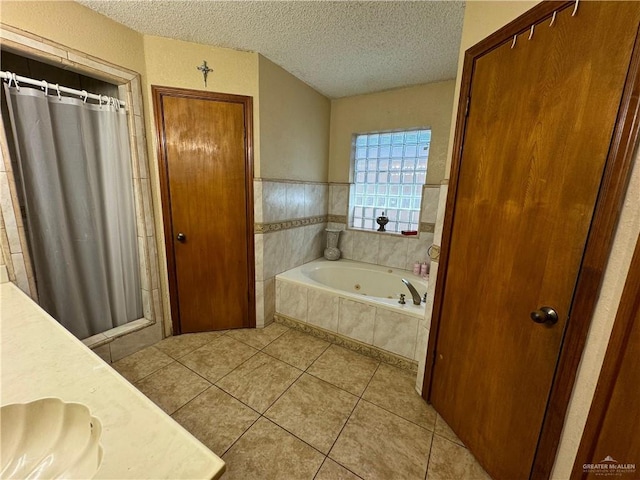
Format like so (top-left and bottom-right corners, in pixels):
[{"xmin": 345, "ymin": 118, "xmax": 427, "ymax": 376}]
[{"xmin": 0, "ymin": 282, "xmax": 225, "ymax": 479}]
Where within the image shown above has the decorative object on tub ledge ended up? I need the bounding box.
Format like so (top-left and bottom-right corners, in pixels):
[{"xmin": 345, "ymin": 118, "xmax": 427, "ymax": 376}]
[
  {"xmin": 274, "ymin": 313, "xmax": 418, "ymax": 373},
  {"xmin": 376, "ymin": 212, "xmax": 389, "ymax": 232},
  {"xmin": 197, "ymin": 60, "xmax": 213, "ymax": 87},
  {"xmin": 324, "ymin": 228, "xmax": 342, "ymax": 261},
  {"xmin": 401, "ymin": 230, "xmax": 418, "ymax": 235}
]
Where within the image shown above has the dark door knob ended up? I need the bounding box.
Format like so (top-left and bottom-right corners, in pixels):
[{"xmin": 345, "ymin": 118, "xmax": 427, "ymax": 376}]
[
  {"xmin": 530, "ymin": 306, "xmax": 559, "ymax": 325},
  {"xmin": 176, "ymin": 232, "xmax": 186, "ymax": 243}
]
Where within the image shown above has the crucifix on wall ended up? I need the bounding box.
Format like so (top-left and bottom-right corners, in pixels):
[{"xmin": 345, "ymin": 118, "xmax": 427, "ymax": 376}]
[{"xmin": 197, "ymin": 61, "xmax": 213, "ymax": 87}]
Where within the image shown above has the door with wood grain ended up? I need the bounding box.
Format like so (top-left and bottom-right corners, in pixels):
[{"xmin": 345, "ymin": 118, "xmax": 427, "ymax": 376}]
[
  {"xmin": 153, "ymin": 87, "xmax": 254, "ymax": 333},
  {"xmin": 428, "ymin": 3, "xmax": 640, "ymax": 479}
]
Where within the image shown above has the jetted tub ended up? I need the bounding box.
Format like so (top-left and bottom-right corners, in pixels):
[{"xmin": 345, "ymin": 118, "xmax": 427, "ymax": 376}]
[{"xmin": 276, "ymin": 258, "xmax": 427, "ymax": 361}]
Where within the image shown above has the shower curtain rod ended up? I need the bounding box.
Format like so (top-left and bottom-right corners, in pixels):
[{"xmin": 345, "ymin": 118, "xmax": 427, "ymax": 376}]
[{"xmin": 1, "ymin": 71, "xmax": 126, "ymax": 108}]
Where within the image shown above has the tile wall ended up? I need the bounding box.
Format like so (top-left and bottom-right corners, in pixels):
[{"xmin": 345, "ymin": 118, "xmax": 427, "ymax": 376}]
[
  {"xmin": 327, "ymin": 183, "xmax": 438, "ymax": 271},
  {"xmin": 415, "ymin": 181, "xmax": 448, "ymax": 393},
  {"xmin": 276, "ymin": 278, "xmax": 422, "ymax": 361},
  {"xmin": 254, "ymin": 179, "xmax": 329, "ymax": 327}
]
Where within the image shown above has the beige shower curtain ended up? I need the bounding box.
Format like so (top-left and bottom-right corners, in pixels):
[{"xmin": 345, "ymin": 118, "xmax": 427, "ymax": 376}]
[{"xmin": 4, "ymin": 84, "xmax": 142, "ymax": 339}]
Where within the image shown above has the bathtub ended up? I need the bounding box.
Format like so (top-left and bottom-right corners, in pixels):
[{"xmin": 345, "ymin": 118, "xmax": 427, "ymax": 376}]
[{"xmin": 276, "ymin": 258, "xmax": 427, "ymax": 361}]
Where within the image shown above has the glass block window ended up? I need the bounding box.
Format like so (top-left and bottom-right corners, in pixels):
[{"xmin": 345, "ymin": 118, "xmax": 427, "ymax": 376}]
[{"xmin": 351, "ymin": 129, "xmax": 430, "ymax": 232}]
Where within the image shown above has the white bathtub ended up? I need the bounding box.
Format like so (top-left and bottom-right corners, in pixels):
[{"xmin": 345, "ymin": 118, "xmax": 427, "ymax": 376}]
[{"xmin": 276, "ymin": 258, "xmax": 428, "ymax": 361}]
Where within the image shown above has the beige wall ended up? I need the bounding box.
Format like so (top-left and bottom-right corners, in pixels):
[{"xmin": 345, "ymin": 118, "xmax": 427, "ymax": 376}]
[
  {"xmin": 444, "ymin": 2, "xmax": 640, "ymax": 477},
  {"xmin": 0, "ymin": 1, "xmax": 145, "ymax": 75},
  {"xmin": 329, "ymin": 81, "xmax": 456, "ymax": 184},
  {"xmin": 258, "ymin": 55, "xmax": 330, "ymax": 182}
]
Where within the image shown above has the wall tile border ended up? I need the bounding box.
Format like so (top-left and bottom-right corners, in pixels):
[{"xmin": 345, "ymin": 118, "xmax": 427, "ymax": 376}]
[
  {"xmin": 328, "ymin": 214, "xmax": 347, "ymax": 224},
  {"xmin": 420, "ymin": 222, "xmax": 435, "ymax": 233},
  {"xmin": 275, "ymin": 313, "xmax": 418, "ymax": 373},
  {"xmin": 255, "ymin": 215, "xmax": 327, "ymax": 233}
]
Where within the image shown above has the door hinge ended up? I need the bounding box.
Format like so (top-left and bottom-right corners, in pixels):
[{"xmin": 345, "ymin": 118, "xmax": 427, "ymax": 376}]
[{"xmin": 465, "ymin": 96, "xmax": 471, "ymax": 117}]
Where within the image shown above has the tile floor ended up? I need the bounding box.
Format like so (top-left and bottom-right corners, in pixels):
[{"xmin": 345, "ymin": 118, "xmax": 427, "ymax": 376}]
[{"xmin": 112, "ymin": 323, "xmax": 491, "ymax": 480}]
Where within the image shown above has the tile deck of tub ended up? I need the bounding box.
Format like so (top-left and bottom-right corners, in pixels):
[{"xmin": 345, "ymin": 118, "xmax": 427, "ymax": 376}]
[{"xmin": 111, "ymin": 323, "xmax": 490, "ymax": 480}]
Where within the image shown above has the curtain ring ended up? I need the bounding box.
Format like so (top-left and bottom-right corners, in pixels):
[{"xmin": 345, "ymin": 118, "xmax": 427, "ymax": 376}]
[
  {"xmin": 511, "ymin": 34, "xmax": 517, "ymax": 49},
  {"xmin": 528, "ymin": 24, "xmax": 535, "ymax": 40},
  {"xmin": 53, "ymin": 84, "xmax": 61, "ymax": 101},
  {"xmin": 5, "ymin": 71, "xmax": 14, "ymax": 88},
  {"xmin": 41, "ymin": 80, "xmax": 49, "ymax": 96},
  {"xmin": 572, "ymin": 0, "xmax": 579, "ymax": 16},
  {"xmin": 99, "ymin": 95, "xmax": 107, "ymax": 108},
  {"xmin": 81, "ymin": 90, "xmax": 88, "ymax": 103},
  {"xmin": 11, "ymin": 73, "xmax": 20, "ymax": 91},
  {"xmin": 549, "ymin": 11, "xmax": 557, "ymax": 27}
]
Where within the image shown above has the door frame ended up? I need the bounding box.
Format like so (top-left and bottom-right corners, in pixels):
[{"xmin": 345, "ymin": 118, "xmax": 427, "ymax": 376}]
[
  {"xmin": 571, "ymin": 232, "xmax": 640, "ymax": 479},
  {"xmin": 152, "ymin": 85, "xmax": 255, "ymax": 335},
  {"xmin": 422, "ymin": 2, "xmax": 640, "ymax": 478}
]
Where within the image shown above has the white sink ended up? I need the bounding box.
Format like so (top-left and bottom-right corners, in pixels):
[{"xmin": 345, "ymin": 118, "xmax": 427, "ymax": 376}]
[{"xmin": 1, "ymin": 398, "xmax": 103, "ymax": 479}]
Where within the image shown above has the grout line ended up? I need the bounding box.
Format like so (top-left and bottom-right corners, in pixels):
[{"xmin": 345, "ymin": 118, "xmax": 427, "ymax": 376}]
[
  {"xmin": 220, "ymin": 412, "xmax": 263, "ymax": 458},
  {"xmin": 424, "ymin": 429, "xmax": 435, "ymax": 480}
]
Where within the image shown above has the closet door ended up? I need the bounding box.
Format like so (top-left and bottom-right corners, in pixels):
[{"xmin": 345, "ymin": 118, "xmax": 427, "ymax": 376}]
[
  {"xmin": 154, "ymin": 87, "xmax": 255, "ymax": 333},
  {"xmin": 426, "ymin": 3, "xmax": 640, "ymax": 479}
]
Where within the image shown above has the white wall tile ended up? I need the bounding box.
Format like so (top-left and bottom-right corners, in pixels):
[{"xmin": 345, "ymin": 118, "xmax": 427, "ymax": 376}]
[
  {"xmin": 263, "ymin": 230, "xmax": 285, "ymax": 278},
  {"xmin": 263, "ymin": 181, "xmax": 287, "ymax": 222},
  {"xmin": 254, "ymin": 233, "xmax": 264, "ymax": 280},
  {"xmin": 253, "ymin": 180, "xmax": 263, "ymax": 223},
  {"xmin": 304, "ymin": 184, "xmax": 328, "ymax": 217},
  {"xmin": 285, "ymin": 183, "xmax": 305, "ymax": 219},
  {"xmin": 329, "ymin": 184, "xmax": 349, "ymax": 216},
  {"xmin": 351, "ymin": 231, "xmax": 380, "ymax": 264},
  {"xmin": 406, "ymin": 235, "xmax": 431, "ymax": 270},
  {"xmin": 373, "ymin": 308, "xmax": 419, "ymax": 359},
  {"xmin": 420, "ymin": 186, "xmax": 440, "ymax": 223},
  {"xmin": 338, "ymin": 228, "xmax": 353, "ymax": 259},
  {"xmin": 434, "ymin": 184, "xmax": 448, "ymax": 245},
  {"xmin": 0, "ymin": 172, "xmax": 20, "ymax": 253},
  {"xmin": 263, "ymin": 277, "xmax": 276, "ymax": 325},
  {"xmin": 304, "ymin": 223, "xmax": 326, "ymax": 263},
  {"xmin": 277, "ymin": 281, "xmax": 307, "ymax": 322},
  {"xmin": 11, "ymin": 252, "xmax": 29, "ymax": 295},
  {"xmin": 307, "ymin": 288, "xmax": 339, "ymax": 332},
  {"xmin": 338, "ymin": 298, "xmax": 375, "ymax": 344},
  {"xmin": 285, "ymin": 227, "xmax": 306, "ymax": 271},
  {"xmin": 377, "ymin": 235, "xmax": 409, "ymax": 270},
  {"xmin": 255, "ymin": 279, "xmax": 265, "ymax": 327}
]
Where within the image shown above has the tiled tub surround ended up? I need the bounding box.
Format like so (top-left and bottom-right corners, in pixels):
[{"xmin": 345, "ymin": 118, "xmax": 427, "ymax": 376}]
[
  {"xmin": 254, "ymin": 179, "xmax": 329, "ymax": 327},
  {"xmin": 328, "ymin": 183, "xmax": 439, "ymax": 271},
  {"xmin": 276, "ymin": 258, "xmax": 427, "ymax": 362}
]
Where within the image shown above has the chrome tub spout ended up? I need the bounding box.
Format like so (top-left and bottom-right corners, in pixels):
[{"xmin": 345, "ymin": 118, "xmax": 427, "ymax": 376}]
[{"xmin": 401, "ymin": 278, "xmax": 422, "ymax": 305}]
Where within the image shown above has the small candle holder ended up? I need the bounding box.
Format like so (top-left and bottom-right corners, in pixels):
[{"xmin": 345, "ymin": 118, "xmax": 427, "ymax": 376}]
[{"xmin": 376, "ymin": 212, "xmax": 389, "ymax": 232}]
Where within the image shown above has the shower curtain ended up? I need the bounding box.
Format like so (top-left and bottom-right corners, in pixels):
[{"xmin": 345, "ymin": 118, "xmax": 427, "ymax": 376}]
[{"xmin": 3, "ymin": 85, "xmax": 142, "ymax": 339}]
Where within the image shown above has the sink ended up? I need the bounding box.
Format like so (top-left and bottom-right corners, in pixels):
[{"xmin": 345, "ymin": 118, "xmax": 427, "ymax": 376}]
[{"xmin": 0, "ymin": 398, "xmax": 103, "ymax": 479}]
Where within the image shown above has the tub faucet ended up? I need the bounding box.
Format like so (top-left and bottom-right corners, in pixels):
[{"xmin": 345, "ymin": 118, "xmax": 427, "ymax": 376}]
[{"xmin": 401, "ymin": 278, "xmax": 422, "ymax": 305}]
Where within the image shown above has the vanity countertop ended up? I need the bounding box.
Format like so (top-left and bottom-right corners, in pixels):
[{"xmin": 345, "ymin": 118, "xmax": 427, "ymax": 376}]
[{"xmin": 0, "ymin": 282, "xmax": 225, "ymax": 479}]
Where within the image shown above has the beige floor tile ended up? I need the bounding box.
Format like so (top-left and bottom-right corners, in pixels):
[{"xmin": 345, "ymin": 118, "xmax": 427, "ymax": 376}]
[
  {"xmin": 265, "ymin": 373, "xmax": 358, "ymax": 454},
  {"xmin": 434, "ymin": 414, "xmax": 465, "ymax": 447},
  {"xmin": 216, "ymin": 352, "xmax": 302, "ymax": 413},
  {"xmin": 362, "ymin": 363, "xmax": 437, "ymax": 430},
  {"xmin": 225, "ymin": 322, "xmax": 289, "ymax": 349},
  {"xmin": 222, "ymin": 417, "xmax": 324, "ymax": 480},
  {"xmin": 307, "ymin": 344, "xmax": 379, "ymax": 396},
  {"xmin": 179, "ymin": 335, "xmax": 258, "ymax": 382},
  {"xmin": 262, "ymin": 328, "xmax": 330, "ymax": 369},
  {"xmin": 316, "ymin": 459, "xmax": 363, "ymax": 479},
  {"xmin": 154, "ymin": 331, "xmax": 222, "ymax": 359},
  {"xmin": 134, "ymin": 362, "xmax": 211, "ymax": 415},
  {"xmin": 427, "ymin": 434, "xmax": 490, "ymax": 480},
  {"xmin": 330, "ymin": 400, "xmax": 432, "ymax": 480},
  {"xmin": 172, "ymin": 386, "xmax": 259, "ymax": 455},
  {"xmin": 111, "ymin": 346, "xmax": 173, "ymax": 382}
]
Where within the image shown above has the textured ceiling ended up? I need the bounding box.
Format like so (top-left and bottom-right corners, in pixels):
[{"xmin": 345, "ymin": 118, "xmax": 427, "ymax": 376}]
[{"xmin": 77, "ymin": 1, "xmax": 465, "ymax": 98}]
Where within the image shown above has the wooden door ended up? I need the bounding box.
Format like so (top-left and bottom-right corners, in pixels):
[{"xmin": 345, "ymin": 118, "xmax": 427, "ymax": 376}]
[
  {"xmin": 153, "ymin": 87, "xmax": 254, "ymax": 333},
  {"xmin": 426, "ymin": 3, "xmax": 640, "ymax": 479},
  {"xmin": 572, "ymin": 234, "xmax": 640, "ymax": 479}
]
